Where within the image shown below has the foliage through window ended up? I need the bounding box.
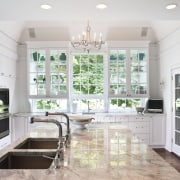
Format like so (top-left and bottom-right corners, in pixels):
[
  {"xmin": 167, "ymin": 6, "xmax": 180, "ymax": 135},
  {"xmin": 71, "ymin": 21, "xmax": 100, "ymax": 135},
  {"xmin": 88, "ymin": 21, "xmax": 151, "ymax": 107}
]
[{"xmin": 72, "ymin": 54, "xmax": 104, "ymax": 95}]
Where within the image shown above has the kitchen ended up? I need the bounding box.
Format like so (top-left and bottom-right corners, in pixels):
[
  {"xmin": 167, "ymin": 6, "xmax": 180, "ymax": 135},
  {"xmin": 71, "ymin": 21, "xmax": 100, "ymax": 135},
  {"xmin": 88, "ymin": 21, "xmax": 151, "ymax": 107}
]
[{"xmin": 0, "ymin": 0, "xmax": 180, "ymax": 179}]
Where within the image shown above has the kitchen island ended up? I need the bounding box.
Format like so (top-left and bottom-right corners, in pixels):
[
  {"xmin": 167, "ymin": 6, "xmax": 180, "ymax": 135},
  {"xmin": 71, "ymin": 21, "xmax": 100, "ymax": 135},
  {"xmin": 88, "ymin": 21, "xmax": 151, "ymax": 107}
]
[{"xmin": 0, "ymin": 123, "xmax": 180, "ymax": 180}]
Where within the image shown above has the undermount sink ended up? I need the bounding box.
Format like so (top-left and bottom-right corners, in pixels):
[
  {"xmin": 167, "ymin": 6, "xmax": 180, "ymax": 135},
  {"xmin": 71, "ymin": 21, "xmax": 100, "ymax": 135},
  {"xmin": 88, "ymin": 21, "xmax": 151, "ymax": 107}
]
[
  {"xmin": 14, "ymin": 138, "xmax": 59, "ymax": 149},
  {"xmin": 0, "ymin": 151, "xmax": 56, "ymax": 169}
]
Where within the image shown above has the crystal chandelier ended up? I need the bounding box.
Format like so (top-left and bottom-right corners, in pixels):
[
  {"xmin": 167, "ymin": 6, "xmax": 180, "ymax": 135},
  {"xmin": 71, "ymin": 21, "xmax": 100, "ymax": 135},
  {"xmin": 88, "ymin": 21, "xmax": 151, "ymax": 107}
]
[{"xmin": 71, "ymin": 21, "xmax": 105, "ymax": 53}]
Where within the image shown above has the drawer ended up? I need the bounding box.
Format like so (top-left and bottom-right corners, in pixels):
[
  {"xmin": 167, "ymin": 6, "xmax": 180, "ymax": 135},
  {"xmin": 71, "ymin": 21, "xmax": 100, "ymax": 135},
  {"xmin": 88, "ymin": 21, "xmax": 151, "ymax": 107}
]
[
  {"xmin": 102, "ymin": 115, "xmax": 116, "ymax": 122},
  {"xmin": 129, "ymin": 121, "xmax": 149, "ymax": 133},
  {"xmin": 129, "ymin": 116, "xmax": 151, "ymax": 122},
  {"xmin": 115, "ymin": 116, "xmax": 128, "ymax": 122}
]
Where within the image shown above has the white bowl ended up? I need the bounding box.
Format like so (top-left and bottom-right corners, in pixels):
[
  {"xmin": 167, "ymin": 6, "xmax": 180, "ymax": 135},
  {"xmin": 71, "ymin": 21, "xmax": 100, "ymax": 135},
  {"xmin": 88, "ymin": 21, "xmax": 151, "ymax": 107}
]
[
  {"xmin": 69, "ymin": 115, "xmax": 94, "ymax": 129},
  {"xmin": 136, "ymin": 107, "xmax": 144, "ymax": 113}
]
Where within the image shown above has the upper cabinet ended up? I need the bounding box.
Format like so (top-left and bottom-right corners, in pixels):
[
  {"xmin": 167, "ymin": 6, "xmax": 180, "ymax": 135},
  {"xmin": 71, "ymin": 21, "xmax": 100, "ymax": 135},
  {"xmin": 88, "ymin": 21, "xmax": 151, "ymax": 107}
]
[
  {"xmin": 28, "ymin": 47, "xmax": 68, "ymax": 98},
  {"xmin": 109, "ymin": 47, "xmax": 149, "ymax": 98}
]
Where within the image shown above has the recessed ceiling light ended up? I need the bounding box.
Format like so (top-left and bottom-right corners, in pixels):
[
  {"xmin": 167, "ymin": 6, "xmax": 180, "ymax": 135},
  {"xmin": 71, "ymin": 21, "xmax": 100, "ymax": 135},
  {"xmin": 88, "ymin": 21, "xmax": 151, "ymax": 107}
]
[
  {"xmin": 96, "ymin": 3, "xmax": 107, "ymax": 10},
  {"xmin": 41, "ymin": 4, "xmax": 52, "ymax": 10},
  {"xmin": 165, "ymin": 3, "xmax": 177, "ymax": 10}
]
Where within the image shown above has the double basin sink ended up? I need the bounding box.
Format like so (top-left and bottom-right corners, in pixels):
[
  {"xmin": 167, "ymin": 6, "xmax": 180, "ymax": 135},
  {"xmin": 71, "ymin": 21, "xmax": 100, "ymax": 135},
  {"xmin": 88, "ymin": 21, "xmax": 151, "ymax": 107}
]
[{"xmin": 0, "ymin": 138, "xmax": 59, "ymax": 169}]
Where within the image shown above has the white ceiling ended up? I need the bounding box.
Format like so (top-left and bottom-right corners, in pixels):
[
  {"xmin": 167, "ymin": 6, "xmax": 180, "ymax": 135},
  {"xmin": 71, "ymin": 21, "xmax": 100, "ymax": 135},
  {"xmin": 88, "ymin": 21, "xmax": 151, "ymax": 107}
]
[{"xmin": 0, "ymin": 0, "xmax": 180, "ymax": 43}]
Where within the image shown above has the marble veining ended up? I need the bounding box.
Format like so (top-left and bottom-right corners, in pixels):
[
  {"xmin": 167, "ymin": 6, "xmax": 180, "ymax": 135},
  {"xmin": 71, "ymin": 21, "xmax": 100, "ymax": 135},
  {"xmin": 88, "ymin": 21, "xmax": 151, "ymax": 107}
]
[{"xmin": 0, "ymin": 123, "xmax": 180, "ymax": 180}]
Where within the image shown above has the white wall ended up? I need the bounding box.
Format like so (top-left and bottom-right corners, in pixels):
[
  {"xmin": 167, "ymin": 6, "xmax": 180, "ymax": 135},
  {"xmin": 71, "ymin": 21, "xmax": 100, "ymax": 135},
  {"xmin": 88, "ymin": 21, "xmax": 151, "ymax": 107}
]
[
  {"xmin": 159, "ymin": 27, "xmax": 180, "ymax": 151},
  {"xmin": 0, "ymin": 22, "xmax": 25, "ymax": 113},
  {"xmin": 0, "ymin": 30, "xmax": 17, "ymax": 112},
  {"xmin": 149, "ymin": 43, "xmax": 161, "ymax": 98}
]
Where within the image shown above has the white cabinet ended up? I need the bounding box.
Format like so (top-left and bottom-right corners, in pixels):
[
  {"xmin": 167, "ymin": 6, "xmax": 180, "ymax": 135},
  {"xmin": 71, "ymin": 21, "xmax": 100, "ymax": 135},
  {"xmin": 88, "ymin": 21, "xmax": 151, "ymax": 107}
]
[
  {"xmin": 95, "ymin": 114, "xmax": 166, "ymax": 145},
  {"xmin": 11, "ymin": 116, "xmax": 28, "ymax": 142},
  {"xmin": 28, "ymin": 48, "xmax": 68, "ymax": 98},
  {"xmin": 149, "ymin": 114, "xmax": 165, "ymax": 146},
  {"xmin": 129, "ymin": 115, "xmax": 150, "ymax": 144},
  {"xmin": 115, "ymin": 115, "xmax": 129, "ymax": 128},
  {"xmin": 109, "ymin": 48, "xmax": 149, "ymax": 98},
  {"xmin": 95, "ymin": 114, "xmax": 116, "ymax": 123},
  {"xmin": 0, "ymin": 135, "xmax": 11, "ymax": 150}
]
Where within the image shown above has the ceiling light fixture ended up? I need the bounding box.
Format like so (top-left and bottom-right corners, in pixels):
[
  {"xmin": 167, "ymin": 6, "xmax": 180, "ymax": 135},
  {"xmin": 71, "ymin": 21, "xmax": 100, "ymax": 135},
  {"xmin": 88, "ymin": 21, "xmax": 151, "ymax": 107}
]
[
  {"xmin": 41, "ymin": 4, "xmax": 52, "ymax": 10},
  {"xmin": 71, "ymin": 21, "xmax": 105, "ymax": 53},
  {"xmin": 165, "ymin": 3, "xmax": 177, "ymax": 10},
  {"xmin": 96, "ymin": 3, "xmax": 107, "ymax": 9}
]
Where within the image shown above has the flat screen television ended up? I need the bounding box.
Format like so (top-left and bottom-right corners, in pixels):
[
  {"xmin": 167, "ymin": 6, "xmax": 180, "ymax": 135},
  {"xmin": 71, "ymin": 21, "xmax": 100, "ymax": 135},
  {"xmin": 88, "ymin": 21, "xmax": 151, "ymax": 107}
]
[{"xmin": 146, "ymin": 99, "xmax": 163, "ymax": 113}]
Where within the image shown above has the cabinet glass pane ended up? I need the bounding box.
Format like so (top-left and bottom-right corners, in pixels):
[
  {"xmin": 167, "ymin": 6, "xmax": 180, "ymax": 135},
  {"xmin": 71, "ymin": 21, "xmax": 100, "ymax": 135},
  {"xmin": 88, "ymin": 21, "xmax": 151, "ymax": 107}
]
[
  {"xmin": 29, "ymin": 50, "xmax": 46, "ymax": 96},
  {"xmin": 37, "ymin": 84, "xmax": 46, "ymax": 95},
  {"xmin": 30, "ymin": 50, "xmax": 46, "ymax": 62},
  {"xmin": 109, "ymin": 50, "xmax": 127, "ymax": 95},
  {"xmin": 30, "ymin": 85, "xmax": 37, "ymax": 95},
  {"xmin": 131, "ymin": 85, "xmax": 147, "ymax": 95},
  {"xmin": 130, "ymin": 50, "xmax": 147, "ymax": 95},
  {"xmin": 50, "ymin": 50, "xmax": 67, "ymax": 96}
]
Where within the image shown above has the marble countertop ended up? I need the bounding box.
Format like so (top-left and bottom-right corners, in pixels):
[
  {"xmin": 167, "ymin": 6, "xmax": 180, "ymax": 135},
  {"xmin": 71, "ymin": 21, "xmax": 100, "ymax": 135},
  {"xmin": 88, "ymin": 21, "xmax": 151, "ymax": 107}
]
[
  {"xmin": 12, "ymin": 112, "xmax": 165, "ymax": 117},
  {"xmin": 0, "ymin": 123, "xmax": 179, "ymax": 180}
]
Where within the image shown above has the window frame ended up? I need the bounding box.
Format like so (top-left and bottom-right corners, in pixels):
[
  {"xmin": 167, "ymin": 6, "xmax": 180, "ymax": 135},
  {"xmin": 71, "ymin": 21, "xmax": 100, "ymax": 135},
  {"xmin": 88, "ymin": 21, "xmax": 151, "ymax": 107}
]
[{"xmin": 69, "ymin": 52, "xmax": 108, "ymax": 112}]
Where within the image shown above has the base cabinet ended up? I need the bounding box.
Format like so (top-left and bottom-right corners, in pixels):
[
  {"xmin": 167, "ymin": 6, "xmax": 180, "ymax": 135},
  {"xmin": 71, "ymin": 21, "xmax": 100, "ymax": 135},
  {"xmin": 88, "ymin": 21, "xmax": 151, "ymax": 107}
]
[
  {"xmin": 149, "ymin": 114, "xmax": 165, "ymax": 146},
  {"xmin": 10, "ymin": 113, "xmax": 166, "ymax": 147},
  {"xmin": 11, "ymin": 116, "xmax": 28, "ymax": 142},
  {"xmin": 0, "ymin": 135, "xmax": 11, "ymax": 150},
  {"xmin": 95, "ymin": 114, "xmax": 165, "ymax": 146},
  {"xmin": 129, "ymin": 116, "xmax": 151, "ymax": 144}
]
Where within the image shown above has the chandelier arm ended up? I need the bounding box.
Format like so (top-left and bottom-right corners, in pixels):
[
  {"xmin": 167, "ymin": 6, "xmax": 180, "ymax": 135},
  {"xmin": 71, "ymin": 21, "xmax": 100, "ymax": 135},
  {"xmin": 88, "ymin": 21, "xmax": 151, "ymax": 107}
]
[{"xmin": 71, "ymin": 21, "xmax": 105, "ymax": 52}]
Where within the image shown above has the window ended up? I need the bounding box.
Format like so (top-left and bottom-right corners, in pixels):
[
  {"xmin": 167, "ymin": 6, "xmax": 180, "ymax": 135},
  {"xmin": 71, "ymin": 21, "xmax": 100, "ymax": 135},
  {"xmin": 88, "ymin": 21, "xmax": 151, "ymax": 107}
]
[
  {"xmin": 72, "ymin": 54, "xmax": 104, "ymax": 95},
  {"xmin": 27, "ymin": 43, "xmax": 149, "ymax": 113},
  {"xmin": 109, "ymin": 98, "xmax": 147, "ymax": 112},
  {"xmin": 71, "ymin": 54, "xmax": 105, "ymax": 112},
  {"xmin": 30, "ymin": 99, "xmax": 67, "ymax": 112}
]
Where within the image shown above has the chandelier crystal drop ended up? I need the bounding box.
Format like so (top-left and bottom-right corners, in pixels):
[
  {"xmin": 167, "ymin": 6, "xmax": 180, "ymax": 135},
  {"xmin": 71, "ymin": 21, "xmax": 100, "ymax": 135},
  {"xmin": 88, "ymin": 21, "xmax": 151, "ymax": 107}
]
[{"xmin": 71, "ymin": 21, "xmax": 105, "ymax": 53}]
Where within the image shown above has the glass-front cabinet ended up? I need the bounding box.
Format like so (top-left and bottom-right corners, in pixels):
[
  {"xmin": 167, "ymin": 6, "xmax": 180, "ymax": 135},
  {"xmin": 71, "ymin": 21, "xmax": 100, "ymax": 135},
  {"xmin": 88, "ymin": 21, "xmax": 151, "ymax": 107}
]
[
  {"xmin": 29, "ymin": 50, "xmax": 46, "ymax": 96},
  {"xmin": 29, "ymin": 49, "xmax": 68, "ymax": 98},
  {"xmin": 109, "ymin": 50, "xmax": 127, "ymax": 96},
  {"xmin": 50, "ymin": 50, "xmax": 67, "ymax": 96},
  {"xmin": 109, "ymin": 48, "xmax": 148, "ymax": 98}
]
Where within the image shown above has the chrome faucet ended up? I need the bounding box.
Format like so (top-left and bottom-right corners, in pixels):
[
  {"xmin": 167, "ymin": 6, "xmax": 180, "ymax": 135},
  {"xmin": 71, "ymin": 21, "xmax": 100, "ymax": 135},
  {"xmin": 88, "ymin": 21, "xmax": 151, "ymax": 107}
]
[
  {"xmin": 30, "ymin": 117, "xmax": 65, "ymax": 166},
  {"xmin": 45, "ymin": 112, "xmax": 71, "ymax": 147},
  {"xmin": 30, "ymin": 117, "xmax": 63, "ymax": 138}
]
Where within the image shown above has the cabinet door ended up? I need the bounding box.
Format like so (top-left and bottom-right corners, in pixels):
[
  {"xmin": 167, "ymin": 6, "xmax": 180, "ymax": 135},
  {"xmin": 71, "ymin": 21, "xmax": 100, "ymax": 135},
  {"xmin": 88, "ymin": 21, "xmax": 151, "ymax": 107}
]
[
  {"xmin": 130, "ymin": 49, "xmax": 148, "ymax": 97},
  {"xmin": 11, "ymin": 116, "xmax": 28, "ymax": 142},
  {"xmin": 109, "ymin": 48, "xmax": 148, "ymax": 98},
  {"xmin": 150, "ymin": 115, "xmax": 165, "ymax": 146},
  {"xmin": 0, "ymin": 135, "xmax": 11, "ymax": 150},
  {"xmin": 109, "ymin": 50, "xmax": 127, "ymax": 96},
  {"xmin": 49, "ymin": 50, "xmax": 67, "ymax": 96},
  {"xmin": 129, "ymin": 121, "xmax": 149, "ymax": 133},
  {"xmin": 103, "ymin": 115, "xmax": 116, "ymax": 122},
  {"xmin": 29, "ymin": 49, "xmax": 46, "ymax": 97},
  {"xmin": 115, "ymin": 115, "xmax": 129, "ymax": 127}
]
